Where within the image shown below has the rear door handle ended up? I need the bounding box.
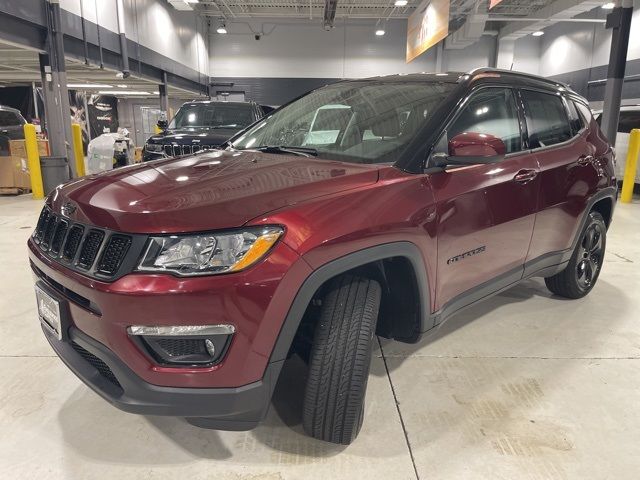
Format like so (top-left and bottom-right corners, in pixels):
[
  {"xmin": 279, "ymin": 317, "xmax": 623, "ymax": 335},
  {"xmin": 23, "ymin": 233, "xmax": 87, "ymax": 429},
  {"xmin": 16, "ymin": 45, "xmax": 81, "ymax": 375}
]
[
  {"xmin": 577, "ymin": 155, "xmax": 594, "ymax": 166},
  {"xmin": 513, "ymin": 169, "xmax": 538, "ymax": 184}
]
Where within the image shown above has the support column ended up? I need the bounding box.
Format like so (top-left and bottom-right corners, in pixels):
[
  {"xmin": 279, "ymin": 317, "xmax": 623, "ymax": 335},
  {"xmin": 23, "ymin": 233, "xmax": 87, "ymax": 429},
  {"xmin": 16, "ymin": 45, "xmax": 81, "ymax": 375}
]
[
  {"xmin": 435, "ymin": 41, "xmax": 444, "ymax": 73},
  {"xmin": 600, "ymin": 0, "xmax": 633, "ymax": 145},
  {"xmin": 44, "ymin": 0, "xmax": 76, "ymax": 176},
  {"xmin": 159, "ymin": 71, "xmax": 169, "ymax": 116},
  {"xmin": 496, "ymin": 37, "xmax": 515, "ymax": 71}
]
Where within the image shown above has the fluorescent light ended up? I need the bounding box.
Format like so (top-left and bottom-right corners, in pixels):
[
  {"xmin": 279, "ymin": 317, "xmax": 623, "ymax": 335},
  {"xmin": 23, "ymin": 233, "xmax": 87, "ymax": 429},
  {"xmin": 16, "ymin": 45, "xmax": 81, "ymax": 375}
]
[
  {"xmin": 217, "ymin": 26, "xmax": 227, "ymax": 34},
  {"xmin": 184, "ymin": 0, "xmax": 199, "ymax": 3},
  {"xmin": 98, "ymin": 90, "xmax": 151, "ymax": 95},
  {"xmin": 68, "ymin": 83, "xmax": 113, "ymax": 88},
  {"xmin": 117, "ymin": 84, "xmax": 128, "ymax": 88},
  {"xmin": 395, "ymin": 0, "xmax": 408, "ymax": 6},
  {"xmin": 153, "ymin": 91, "xmax": 159, "ymax": 95},
  {"xmin": 601, "ymin": 2, "xmax": 615, "ymax": 9},
  {"xmin": 375, "ymin": 29, "xmax": 386, "ymax": 36},
  {"xmin": 532, "ymin": 30, "xmax": 544, "ymax": 36}
]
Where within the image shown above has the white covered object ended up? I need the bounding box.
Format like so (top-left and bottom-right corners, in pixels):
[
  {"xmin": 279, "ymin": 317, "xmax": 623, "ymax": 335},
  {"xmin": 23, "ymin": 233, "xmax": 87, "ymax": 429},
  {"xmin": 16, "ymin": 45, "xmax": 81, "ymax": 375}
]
[{"xmin": 86, "ymin": 132, "xmax": 134, "ymax": 174}]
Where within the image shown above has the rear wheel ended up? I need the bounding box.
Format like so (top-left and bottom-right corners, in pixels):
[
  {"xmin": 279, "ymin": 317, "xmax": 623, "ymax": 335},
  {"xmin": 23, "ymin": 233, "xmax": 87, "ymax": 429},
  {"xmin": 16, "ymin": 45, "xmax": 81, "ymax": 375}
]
[
  {"xmin": 302, "ymin": 274, "xmax": 381, "ymax": 444},
  {"xmin": 545, "ymin": 211, "xmax": 606, "ymax": 299}
]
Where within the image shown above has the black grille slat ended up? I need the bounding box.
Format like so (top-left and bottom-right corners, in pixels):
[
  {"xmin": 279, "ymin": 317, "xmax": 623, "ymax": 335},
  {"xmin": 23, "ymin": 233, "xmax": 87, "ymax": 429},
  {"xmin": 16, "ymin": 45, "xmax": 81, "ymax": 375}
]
[
  {"xmin": 77, "ymin": 230, "xmax": 105, "ymax": 270},
  {"xmin": 49, "ymin": 220, "xmax": 68, "ymax": 256},
  {"xmin": 35, "ymin": 208, "xmax": 50, "ymax": 242},
  {"xmin": 62, "ymin": 225, "xmax": 84, "ymax": 261},
  {"xmin": 97, "ymin": 235, "xmax": 132, "ymax": 276},
  {"xmin": 156, "ymin": 338, "xmax": 207, "ymax": 357},
  {"xmin": 40, "ymin": 215, "xmax": 58, "ymax": 250},
  {"xmin": 71, "ymin": 342, "xmax": 122, "ymax": 389}
]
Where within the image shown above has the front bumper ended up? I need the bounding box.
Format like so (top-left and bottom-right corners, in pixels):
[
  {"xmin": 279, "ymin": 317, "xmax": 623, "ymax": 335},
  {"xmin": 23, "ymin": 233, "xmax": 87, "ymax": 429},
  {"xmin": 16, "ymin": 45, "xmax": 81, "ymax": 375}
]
[{"xmin": 44, "ymin": 325, "xmax": 281, "ymax": 428}]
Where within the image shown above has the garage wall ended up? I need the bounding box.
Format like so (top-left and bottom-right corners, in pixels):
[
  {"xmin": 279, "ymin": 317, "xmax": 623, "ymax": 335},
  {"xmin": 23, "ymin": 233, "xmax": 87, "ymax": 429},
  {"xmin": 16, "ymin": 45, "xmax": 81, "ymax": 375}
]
[{"xmin": 60, "ymin": 0, "xmax": 209, "ymax": 76}]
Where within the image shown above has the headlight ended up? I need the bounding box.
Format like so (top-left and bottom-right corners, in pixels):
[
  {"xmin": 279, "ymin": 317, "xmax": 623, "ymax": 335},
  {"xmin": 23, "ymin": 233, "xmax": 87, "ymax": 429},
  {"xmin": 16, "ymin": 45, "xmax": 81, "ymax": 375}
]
[
  {"xmin": 137, "ymin": 226, "xmax": 284, "ymax": 276},
  {"xmin": 145, "ymin": 143, "xmax": 164, "ymax": 153}
]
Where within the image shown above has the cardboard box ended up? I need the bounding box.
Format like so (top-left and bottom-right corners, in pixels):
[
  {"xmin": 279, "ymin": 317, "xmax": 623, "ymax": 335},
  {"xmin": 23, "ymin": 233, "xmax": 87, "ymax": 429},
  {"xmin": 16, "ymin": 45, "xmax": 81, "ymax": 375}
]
[
  {"xmin": 9, "ymin": 139, "xmax": 50, "ymax": 159},
  {"xmin": 0, "ymin": 156, "xmax": 31, "ymax": 190},
  {"xmin": 134, "ymin": 147, "xmax": 143, "ymax": 163}
]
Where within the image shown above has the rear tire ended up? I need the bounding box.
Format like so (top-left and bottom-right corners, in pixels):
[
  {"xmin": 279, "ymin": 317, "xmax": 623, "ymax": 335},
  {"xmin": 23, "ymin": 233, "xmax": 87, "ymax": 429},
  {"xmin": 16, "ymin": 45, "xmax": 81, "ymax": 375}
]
[
  {"xmin": 302, "ymin": 274, "xmax": 381, "ymax": 445},
  {"xmin": 545, "ymin": 211, "xmax": 606, "ymax": 299}
]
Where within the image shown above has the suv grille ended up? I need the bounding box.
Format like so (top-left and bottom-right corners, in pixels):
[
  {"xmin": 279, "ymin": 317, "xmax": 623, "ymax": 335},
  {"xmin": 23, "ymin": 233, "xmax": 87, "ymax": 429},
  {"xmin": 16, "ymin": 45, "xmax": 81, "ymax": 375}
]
[
  {"xmin": 71, "ymin": 341, "xmax": 122, "ymax": 390},
  {"xmin": 33, "ymin": 206, "xmax": 137, "ymax": 280}
]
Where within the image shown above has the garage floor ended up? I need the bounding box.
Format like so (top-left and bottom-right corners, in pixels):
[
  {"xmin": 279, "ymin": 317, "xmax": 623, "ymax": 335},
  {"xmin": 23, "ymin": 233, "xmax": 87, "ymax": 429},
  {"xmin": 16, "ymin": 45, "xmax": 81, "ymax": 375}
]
[{"xmin": 1, "ymin": 194, "xmax": 639, "ymax": 480}]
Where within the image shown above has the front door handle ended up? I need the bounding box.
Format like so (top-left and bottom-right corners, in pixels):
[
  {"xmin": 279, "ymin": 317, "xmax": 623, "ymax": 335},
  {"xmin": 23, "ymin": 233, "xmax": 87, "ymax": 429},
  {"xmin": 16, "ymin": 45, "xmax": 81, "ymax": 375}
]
[
  {"xmin": 577, "ymin": 155, "xmax": 594, "ymax": 166},
  {"xmin": 513, "ymin": 169, "xmax": 538, "ymax": 184}
]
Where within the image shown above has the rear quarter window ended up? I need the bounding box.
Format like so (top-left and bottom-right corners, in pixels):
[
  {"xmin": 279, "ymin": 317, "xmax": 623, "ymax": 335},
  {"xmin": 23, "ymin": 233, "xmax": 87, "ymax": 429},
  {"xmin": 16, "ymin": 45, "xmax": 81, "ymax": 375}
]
[
  {"xmin": 618, "ymin": 111, "xmax": 640, "ymax": 134},
  {"xmin": 521, "ymin": 90, "xmax": 572, "ymax": 148}
]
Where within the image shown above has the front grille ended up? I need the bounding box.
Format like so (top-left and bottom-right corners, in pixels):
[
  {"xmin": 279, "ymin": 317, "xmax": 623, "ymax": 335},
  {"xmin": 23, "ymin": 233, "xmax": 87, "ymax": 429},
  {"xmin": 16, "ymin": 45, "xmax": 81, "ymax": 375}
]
[
  {"xmin": 71, "ymin": 341, "xmax": 122, "ymax": 390},
  {"xmin": 33, "ymin": 206, "xmax": 137, "ymax": 280},
  {"xmin": 97, "ymin": 235, "xmax": 132, "ymax": 275},
  {"xmin": 77, "ymin": 230, "xmax": 105, "ymax": 270}
]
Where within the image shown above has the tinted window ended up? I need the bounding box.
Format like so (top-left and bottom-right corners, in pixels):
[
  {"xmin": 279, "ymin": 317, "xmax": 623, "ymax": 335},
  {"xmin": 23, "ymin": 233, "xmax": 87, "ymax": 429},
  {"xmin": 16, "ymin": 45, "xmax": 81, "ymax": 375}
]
[
  {"xmin": 521, "ymin": 90, "xmax": 572, "ymax": 148},
  {"xmin": 0, "ymin": 111, "xmax": 21, "ymax": 127},
  {"xmin": 565, "ymin": 99, "xmax": 583, "ymax": 134},
  {"xmin": 170, "ymin": 103, "xmax": 255, "ymax": 129},
  {"xmin": 576, "ymin": 103, "xmax": 594, "ymax": 127},
  {"xmin": 445, "ymin": 88, "xmax": 522, "ymax": 153},
  {"xmin": 619, "ymin": 111, "xmax": 640, "ymax": 134}
]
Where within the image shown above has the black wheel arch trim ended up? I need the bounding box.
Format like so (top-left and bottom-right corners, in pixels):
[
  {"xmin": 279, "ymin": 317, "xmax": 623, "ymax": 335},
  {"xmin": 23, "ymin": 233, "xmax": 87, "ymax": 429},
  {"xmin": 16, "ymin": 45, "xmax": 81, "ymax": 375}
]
[{"xmin": 268, "ymin": 241, "xmax": 431, "ymax": 366}]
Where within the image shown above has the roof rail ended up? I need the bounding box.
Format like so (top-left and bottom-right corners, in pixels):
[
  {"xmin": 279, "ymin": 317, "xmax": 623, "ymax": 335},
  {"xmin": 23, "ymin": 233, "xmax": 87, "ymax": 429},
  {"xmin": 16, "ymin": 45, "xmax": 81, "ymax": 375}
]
[{"xmin": 467, "ymin": 67, "xmax": 572, "ymax": 91}]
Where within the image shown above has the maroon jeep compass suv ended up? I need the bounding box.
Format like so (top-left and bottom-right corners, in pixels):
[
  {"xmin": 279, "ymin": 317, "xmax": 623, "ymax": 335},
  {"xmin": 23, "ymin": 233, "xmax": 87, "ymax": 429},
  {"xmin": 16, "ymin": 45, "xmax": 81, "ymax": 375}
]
[{"xmin": 29, "ymin": 68, "xmax": 616, "ymax": 445}]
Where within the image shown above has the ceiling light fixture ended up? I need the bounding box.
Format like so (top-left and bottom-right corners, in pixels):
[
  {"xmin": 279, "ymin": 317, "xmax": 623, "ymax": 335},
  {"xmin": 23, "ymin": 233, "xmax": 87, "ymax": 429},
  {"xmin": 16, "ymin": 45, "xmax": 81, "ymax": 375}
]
[
  {"xmin": 68, "ymin": 83, "xmax": 113, "ymax": 88},
  {"xmin": 98, "ymin": 90, "xmax": 151, "ymax": 95},
  {"xmin": 117, "ymin": 84, "xmax": 128, "ymax": 88},
  {"xmin": 601, "ymin": 2, "xmax": 615, "ymax": 9},
  {"xmin": 375, "ymin": 28, "xmax": 386, "ymax": 36},
  {"xmin": 395, "ymin": 0, "xmax": 408, "ymax": 6},
  {"xmin": 532, "ymin": 30, "xmax": 544, "ymax": 36},
  {"xmin": 217, "ymin": 20, "xmax": 227, "ymax": 34}
]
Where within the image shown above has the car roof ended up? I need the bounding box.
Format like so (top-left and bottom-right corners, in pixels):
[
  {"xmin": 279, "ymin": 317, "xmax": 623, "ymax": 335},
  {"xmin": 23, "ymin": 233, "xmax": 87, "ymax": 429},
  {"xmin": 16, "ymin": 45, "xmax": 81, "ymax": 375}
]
[
  {"xmin": 183, "ymin": 100, "xmax": 255, "ymax": 106},
  {"xmin": 0, "ymin": 105, "xmax": 22, "ymax": 114}
]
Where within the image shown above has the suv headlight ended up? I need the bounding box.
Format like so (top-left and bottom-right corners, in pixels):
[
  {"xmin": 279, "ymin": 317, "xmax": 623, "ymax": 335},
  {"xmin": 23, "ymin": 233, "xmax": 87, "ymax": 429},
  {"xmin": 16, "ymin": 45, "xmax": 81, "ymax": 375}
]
[
  {"xmin": 137, "ymin": 226, "xmax": 284, "ymax": 276},
  {"xmin": 145, "ymin": 143, "xmax": 164, "ymax": 153}
]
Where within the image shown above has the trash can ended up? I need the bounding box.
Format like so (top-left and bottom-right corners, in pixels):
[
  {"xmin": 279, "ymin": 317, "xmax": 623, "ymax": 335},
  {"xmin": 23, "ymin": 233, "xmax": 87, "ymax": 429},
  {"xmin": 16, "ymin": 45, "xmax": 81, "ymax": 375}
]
[{"xmin": 40, "ymin": 156, "xmax": 71, "ymax": 195}]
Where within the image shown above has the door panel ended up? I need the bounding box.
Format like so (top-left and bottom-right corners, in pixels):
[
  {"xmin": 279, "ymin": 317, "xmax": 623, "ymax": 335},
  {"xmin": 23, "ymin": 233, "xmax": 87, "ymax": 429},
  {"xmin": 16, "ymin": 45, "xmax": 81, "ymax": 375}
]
[{"xmin": 431, "ymin": 157, "xmax": 538, "ymax": 311}]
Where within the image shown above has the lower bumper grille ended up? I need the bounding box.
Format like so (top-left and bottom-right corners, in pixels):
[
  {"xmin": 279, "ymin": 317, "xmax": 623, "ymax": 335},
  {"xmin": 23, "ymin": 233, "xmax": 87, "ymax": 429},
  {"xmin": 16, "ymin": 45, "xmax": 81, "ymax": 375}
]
[{"xmin": 71, "ymin": 341, "xmax": 122, "ymax": 390}]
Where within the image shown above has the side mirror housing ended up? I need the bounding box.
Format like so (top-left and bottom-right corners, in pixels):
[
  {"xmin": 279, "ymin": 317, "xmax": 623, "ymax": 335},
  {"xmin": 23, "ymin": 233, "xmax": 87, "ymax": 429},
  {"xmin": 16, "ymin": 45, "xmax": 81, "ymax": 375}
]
[
  {"xmin": 432, "ymin": 132, "xmax": 506, "ymax": 168},
  {"xmin": 157, "ymin": 119, "xmax": 168, "ymax": 131}
]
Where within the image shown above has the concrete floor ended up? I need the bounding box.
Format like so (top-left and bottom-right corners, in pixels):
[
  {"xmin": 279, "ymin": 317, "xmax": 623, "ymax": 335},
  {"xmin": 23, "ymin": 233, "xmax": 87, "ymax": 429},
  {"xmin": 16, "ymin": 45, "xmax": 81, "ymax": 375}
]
[{"xmin": 1, "ymin": 194, "xmax": 639, "ymax": 480}]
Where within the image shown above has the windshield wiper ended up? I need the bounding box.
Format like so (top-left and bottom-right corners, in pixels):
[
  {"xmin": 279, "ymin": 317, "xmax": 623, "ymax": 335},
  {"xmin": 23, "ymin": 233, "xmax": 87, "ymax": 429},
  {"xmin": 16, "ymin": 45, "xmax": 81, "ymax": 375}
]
[{"xmin": 253, "ymin": 145, "xmax": 318, "ymax": 157}]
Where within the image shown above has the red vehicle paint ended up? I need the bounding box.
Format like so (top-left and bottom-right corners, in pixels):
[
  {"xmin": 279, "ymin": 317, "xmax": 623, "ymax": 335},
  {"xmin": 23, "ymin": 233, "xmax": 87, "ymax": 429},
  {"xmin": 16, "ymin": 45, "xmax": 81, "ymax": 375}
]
[{"xmin": 28, "ymin": 69, "xmax": 617, "ymax": 435}]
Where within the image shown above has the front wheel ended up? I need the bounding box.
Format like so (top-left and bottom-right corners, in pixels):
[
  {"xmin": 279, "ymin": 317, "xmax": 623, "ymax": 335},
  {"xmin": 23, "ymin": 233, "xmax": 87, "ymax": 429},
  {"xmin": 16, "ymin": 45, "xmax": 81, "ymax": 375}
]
[
  {"xmin": 302, "ymin": 274, "xmax": 381, "ymax": 445},
  {"xmin": 545, "ymin": 211, "xmax": 606, "ymax": 299}
]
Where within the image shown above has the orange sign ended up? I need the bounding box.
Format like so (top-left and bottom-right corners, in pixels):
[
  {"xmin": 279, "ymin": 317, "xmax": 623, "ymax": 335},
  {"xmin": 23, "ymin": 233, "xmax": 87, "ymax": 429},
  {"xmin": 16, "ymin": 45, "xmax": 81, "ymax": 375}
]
[
  {"xmin": 406, "ymin": 0, "xmax": 450, "ymax": 63},
  {"xmin": 489, "ymin": 0, "xmax": 503, "ymax": 8}
]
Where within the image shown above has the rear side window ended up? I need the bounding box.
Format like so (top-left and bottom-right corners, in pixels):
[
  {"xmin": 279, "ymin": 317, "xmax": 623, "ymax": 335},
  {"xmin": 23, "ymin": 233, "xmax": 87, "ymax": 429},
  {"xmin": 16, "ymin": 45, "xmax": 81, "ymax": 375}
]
[
  {"xmin": 576, "ymin": 102, "xmax": 594, "ymax": 126},
  {"xmin": 521, "ymin": 90, "xmax": 572, "ymax": 148},
  {"xmin": 445, "ymin": 88, "xmax": 522, "ymax": 154},
  {"xmin": 618, "ymin": 111, "xmax": 640, "ymax": 134},
  {"xmin": 0, "ymin": 111, "xmax": 21, "ymax": 127},
  {"xmin": 565, "ymin": 99, "xmax": 584, "ymax": 134}
]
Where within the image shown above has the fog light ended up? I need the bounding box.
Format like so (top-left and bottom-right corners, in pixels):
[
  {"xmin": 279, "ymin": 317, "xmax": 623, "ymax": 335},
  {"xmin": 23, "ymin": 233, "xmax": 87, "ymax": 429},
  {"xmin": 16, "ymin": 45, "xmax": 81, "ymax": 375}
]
[{"xmin": 127, "ymin": 324, "xmax": 234, "ymax": 366}]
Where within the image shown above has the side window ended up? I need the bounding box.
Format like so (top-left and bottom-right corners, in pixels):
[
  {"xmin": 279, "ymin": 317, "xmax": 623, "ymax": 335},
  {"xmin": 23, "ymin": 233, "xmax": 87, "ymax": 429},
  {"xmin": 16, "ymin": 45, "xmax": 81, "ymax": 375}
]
[
  {"xmin": 618, "ymin": 111, "xmax": 640, "ymax": 134},
  {"xmin": 444, "ymin": 88, "xmax": 522, "ymax": 154},
  {"xmin": 575, "ymin": 102, "xmax": 594, "ymax": 127},
  {"xmin": 521, "ymin": 90, "xmax": 572, "ymax": 148},
  {"xmin": 565, "ymin": 99, "xmax": 584, "ymax": 134}
]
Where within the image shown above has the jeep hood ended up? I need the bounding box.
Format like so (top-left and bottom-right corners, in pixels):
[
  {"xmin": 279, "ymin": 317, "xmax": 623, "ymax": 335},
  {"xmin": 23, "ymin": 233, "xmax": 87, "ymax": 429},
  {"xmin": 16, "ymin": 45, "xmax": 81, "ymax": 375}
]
[{"xmin": 50, "ymin": 150, "xmax": 380, "ymax": 234}]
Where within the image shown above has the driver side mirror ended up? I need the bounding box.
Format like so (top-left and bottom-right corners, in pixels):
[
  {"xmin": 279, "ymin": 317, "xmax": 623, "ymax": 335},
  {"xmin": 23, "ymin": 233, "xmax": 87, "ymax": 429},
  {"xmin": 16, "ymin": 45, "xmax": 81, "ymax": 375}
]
[
  {"xmin": 157, "ymin": 119, "xmax": 168, "ymax": 131},
  {"xmin": 433, "ymin": 132, "xmax": 506, "ymax": 168}
]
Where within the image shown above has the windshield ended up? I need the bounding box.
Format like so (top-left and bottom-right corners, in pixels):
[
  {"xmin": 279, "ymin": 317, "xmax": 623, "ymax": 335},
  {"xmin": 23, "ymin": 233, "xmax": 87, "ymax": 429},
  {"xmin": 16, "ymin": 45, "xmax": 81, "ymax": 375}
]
[
  {"xmin": 169, "ymin": 103, "xmax": 254, "ymax": 129},
  {"xmin": 230, "ymin": 81, "xmax": 455, "ymax": 164}
]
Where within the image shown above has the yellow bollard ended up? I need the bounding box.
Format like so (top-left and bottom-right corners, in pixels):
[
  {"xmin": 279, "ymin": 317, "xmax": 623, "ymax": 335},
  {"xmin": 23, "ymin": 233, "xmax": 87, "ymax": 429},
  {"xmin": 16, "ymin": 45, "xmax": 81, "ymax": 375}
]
[
  {"xmin": 23, "ymin": 124, "xmax": 45, "ymax": 200},
  {"xmin": 71, "ymin": 123, "xmax": 86, "ymax": 177},
  {"xmin": 621, "ymin": 128, "xmax": 640, "ymax": 203}
]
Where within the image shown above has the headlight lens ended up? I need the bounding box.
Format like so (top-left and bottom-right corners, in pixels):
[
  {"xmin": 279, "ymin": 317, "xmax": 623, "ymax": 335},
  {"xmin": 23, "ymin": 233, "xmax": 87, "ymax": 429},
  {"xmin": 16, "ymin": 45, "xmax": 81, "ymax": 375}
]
[
  {"xmin": 137, "ymin": 226, "xmax": 283, "ymax": 276},
  {"xmin": 145, "ymin": 143, "xmax": 164, "ymax": 153}
]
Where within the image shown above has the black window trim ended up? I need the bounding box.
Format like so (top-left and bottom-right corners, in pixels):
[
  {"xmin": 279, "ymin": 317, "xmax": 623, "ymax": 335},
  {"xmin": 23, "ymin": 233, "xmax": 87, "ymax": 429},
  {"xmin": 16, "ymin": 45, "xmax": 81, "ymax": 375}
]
[
  {"xmin": 518, "ymin": 86, "xmax": 579, "ymax": 154},
  {"xmin": 426, "ymin": 84, "xmax": 528, "ymax": 169}
]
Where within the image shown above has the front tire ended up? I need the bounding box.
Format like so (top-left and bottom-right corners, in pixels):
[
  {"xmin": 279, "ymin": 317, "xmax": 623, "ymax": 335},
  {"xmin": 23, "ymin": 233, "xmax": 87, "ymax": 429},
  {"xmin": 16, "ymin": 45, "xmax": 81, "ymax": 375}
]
[
  {"xmin": 545, "ymin": 211, "xmax": 606, "ymax": 299},
  {"xmin": 302, "ymin": 274, "xmax": 381, "ymax": 444}
]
